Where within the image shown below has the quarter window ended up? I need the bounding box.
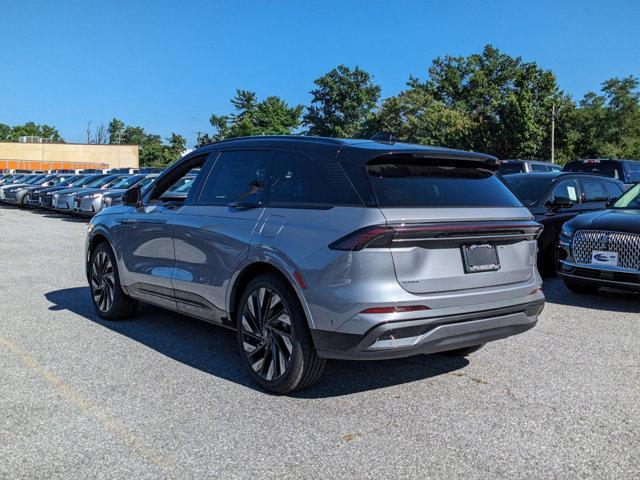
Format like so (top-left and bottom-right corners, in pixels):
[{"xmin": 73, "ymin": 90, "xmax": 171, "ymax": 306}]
[
  {"xmin": 530, "ymin": 163, "xmax": 548, "ymax": 172},
  {"xmin": 269, "ymin": 151, "xmax": 362, "ymax": 207},
  {"xmin": 199, "ymin": 150, "xmax": 269, "ymax": 205}
]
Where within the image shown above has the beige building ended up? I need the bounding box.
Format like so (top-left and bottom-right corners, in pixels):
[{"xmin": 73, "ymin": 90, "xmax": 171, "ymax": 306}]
[{"xmin": 0, "ymin": 142, "xmax": 139, "ymax": 171}]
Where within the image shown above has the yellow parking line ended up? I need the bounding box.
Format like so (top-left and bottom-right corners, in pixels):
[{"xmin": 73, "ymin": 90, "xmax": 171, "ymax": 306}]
[{"xmin": 0, "ymin": 336, "xmax": 174, "ymax": 470}]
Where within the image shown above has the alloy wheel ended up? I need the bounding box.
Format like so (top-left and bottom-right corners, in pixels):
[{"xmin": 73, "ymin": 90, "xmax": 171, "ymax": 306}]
[
  {"xmin": 90, "ymin": 251, "xmax": 115, "ymax": 313},
  {"xmin": 240, "ymin": 287, "xmax": 293, "ymax": 381}
]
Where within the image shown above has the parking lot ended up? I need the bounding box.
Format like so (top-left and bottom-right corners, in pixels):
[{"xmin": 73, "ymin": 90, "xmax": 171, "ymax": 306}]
[{"xmin": 0, "ymin": 205, "xmax": 639, "ymax": 479}]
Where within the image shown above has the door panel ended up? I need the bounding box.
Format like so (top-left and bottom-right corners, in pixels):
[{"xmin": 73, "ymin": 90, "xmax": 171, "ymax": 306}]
[
  {"xmin": 172, "ymin": 205, "xmax": 265, "ymax": 320},
  {"xmin": 118, "ymin": 204, "xmax": 181, "ymax": 308}
]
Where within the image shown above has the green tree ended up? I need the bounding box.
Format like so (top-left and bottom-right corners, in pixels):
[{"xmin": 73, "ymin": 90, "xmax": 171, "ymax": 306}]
[
  {"xmin": 209, "ymin": 89, "xmax": 303, "ymax": 141},
  {"xmin": 303, "ymin": 65, "xmax": 381, "ymax": 138},
  {"xmin": 108, "ymin": 118, "xmax": 126, "ymax": 144},
  {"xmin": 569, "ymin": 76, "xmax": 640, "ymax": 159},
  {"xmin": 371, "ymin": 87, "xmax": 474, "ymax": 148},
  {"xmin": 410, "ymin": 45, "xmax": 568, "ymax": 159}
]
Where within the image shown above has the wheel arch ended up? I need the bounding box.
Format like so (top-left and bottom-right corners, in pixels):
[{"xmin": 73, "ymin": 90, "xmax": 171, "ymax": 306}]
[{"xmin": 227, "ymin": 257, "xmax": 315, "ymax": 331}]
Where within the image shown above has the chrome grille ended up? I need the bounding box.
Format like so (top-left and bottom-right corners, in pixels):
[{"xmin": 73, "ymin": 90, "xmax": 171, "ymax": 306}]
[{"xmin": 573, "ymin": 230, "xmax": 640, "ymax": 270}]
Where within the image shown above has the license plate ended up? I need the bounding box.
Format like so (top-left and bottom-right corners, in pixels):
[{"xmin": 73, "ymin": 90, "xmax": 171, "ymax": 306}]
[
  {"xmin": 591, "ymin": 250, "xmax": 618, "ymax": 266},
  {"xmin": 461, "ymin": 244, "xmax": 500, "ymax": 273}
]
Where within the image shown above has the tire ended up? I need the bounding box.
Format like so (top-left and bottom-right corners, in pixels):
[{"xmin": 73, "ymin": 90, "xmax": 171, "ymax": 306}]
[
  {"xmin": 441, "ymin": 344, "xmax": 485, "ymax": 357},
  {"xmin": 21, "ymin": 194, "xmax": 29, "ymax": 207},
  {"xmin": 563, "ymin": 278, "xmax": 599, "ymax": 295},
  {"xmin": 236, "ymin": 273, "xmax": 326, "ymax": 394},
  {"xmin": 88, "ymin": 242, "xmax": 138, "ymax": 320}
]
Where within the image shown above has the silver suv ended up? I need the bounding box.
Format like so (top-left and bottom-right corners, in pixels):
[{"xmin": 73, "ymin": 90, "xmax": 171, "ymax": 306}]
[{"xmin": 86, "ymin": 136, "xmax": 544, "ymax": 393}]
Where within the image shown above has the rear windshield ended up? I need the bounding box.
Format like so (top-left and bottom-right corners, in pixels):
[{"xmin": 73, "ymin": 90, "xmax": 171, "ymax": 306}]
[
  {"xmin": 498, "ymin": 162, "xmax": 525, "ymax": 174},
  {"xmin": 367, "ymin": 158, "xmax": 522, "ymax": 208},
  {"xmin": 502, "ymin": 177, "xmax": 551, "ymax": 206},
  {"xmin": 563, "ymin": 161, "xmax": 623, "ymax": 180}
]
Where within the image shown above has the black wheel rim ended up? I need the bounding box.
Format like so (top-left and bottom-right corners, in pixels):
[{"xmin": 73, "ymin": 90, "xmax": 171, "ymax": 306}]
[
  {"xmin": 90, "ymin": 251, "xmax": 115, "ymax": 313},
  {"xmin": 241, "ymin": 287, "xmax": 293, "ymax": 381}
]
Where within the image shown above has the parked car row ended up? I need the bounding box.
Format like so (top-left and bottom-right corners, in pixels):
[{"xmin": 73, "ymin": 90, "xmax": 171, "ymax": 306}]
[
  {"xmin": 0, "ymin": 171, "xmax": 162, "ymax": 216},
  {"xmin": 498, "ymin": 158, "xmax": 640, "ymax": 189}
]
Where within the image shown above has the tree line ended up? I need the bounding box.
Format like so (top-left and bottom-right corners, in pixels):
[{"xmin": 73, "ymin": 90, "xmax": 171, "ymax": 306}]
[
  {"xmin": 3, "ymin": 45, "xmax": 639, "ymax": 166},
  {"xmin": 200, "ymin": 45, "xmax": 640, "ymax": 163}
]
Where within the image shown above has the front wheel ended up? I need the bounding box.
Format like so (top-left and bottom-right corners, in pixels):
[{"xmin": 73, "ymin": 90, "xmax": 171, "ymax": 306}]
[
  {"xmin": 236, "ymin": 274, "xmax": 326, "ymax": 394},
  {"xmin": 89, "ymin": 242, "xmax": 138, "ymax": 319}
]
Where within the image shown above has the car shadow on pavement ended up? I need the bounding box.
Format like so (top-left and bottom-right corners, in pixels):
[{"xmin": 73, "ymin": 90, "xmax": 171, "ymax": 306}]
[
  {"xmin": 543, "ymin": 278, "xmax": 640, "ymax": 313},
  {"xmin": 44, "ymin": 287, "xmax": 468, "ymax": 397}
]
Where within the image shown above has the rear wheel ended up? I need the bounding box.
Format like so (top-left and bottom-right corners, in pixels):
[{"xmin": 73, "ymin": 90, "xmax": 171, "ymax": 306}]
[
  {"xmin": 236, "ymin": 273, "xmax": 326, "ymax": 394},
  {"xmin": 89, "ymin": 242, "xmax": 138, "ymax": 319},
  {"xmin": 564, "ymin": 278, "xmax": 599, "ymax": 295}
]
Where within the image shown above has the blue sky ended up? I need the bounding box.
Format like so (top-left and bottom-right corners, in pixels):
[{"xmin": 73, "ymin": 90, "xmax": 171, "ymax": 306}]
[{"xmin": 1, "ymin": 0, "xmax": 639, "ymax": 145}]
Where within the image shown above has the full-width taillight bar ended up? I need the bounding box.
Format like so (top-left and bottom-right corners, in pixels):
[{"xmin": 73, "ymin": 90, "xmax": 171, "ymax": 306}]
[{"xmin": 329, "ymin": 221, "xmax": 542, "ymax": 251}]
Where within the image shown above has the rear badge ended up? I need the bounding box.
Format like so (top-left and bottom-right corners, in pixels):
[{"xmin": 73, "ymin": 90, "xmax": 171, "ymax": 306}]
[{"xmin": 461, "ymin": 244, "xmax": 501, "ymax": 273}]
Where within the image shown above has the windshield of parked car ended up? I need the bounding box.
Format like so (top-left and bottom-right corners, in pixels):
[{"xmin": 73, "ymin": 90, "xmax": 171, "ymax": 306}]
[
  {"xmin": 612, "ymin": 183, "xmax": 640, "ymax": 209},
  {"xmin": 86, "ymin": 176, "xmax": 116, "ymax": 188},
  {"xmin": 503, "ymin": 176, "xmax": 553, "ymax": 206},
  {"xmin": 169, "ymin": 176, "xmax": 195, "ymax": 192},
  {"xmin": 24, "ymin": 175, "xmax": 46, "ymax": 184},
  {"xmin": 67, "ymin": 176, "xmax": 93, "ymax": 187},
  {"xmin": 366, "ymin": 158, "xmax": 522, "ymax": 207},
  {"xmin": 109, "ymin": 175, "xmax": 144, "ymax": 189},
  {"xmin": 563, "ymin": 160, "xmax": 623, "ymax": 180}
]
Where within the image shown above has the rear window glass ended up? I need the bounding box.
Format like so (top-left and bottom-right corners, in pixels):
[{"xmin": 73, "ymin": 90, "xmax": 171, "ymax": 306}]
[
  {"xmin": 367, "ymin": 158, "xmax": 522, "ymax": 208},
  {"xmin": 503, "ymin": 177, "xmax": 551, "ymax": 206},
  {"xmin": 563, "ymin": 161, "xmax": 623, "ymax": 180}
]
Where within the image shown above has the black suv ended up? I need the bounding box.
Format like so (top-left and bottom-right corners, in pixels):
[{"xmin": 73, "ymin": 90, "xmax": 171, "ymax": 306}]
[
  {"xmin": 563, "ymin": 159, "xmax": 640, "ymax": 189},
  {"xmin": 502, "ymin": 172, "xmax": 625, "ymax": 272}
]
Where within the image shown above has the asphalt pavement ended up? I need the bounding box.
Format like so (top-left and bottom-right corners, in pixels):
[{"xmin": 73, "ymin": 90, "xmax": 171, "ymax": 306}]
[{"xmin": 0, "ymin": 206, "xmax": 638, "ymax": 479}]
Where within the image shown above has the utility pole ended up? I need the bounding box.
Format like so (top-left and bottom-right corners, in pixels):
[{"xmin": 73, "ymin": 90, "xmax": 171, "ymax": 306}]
[{"xmin": 550, "ymin": 104, "xmax": 555, "ymax": 164}]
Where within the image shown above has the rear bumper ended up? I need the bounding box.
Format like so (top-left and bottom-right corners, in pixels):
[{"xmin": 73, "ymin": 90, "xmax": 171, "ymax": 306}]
[{"xmin": 312, "ymin": 299, "xmax": 544, "ymax": 360}]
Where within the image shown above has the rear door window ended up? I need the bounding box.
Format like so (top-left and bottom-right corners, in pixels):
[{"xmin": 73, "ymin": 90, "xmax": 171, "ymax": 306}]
[
  {"xmin": 269, "ymin": 151, "xmax": 362, "ymax": 208},
  {"xmin": 582, "ymin": 179, "xmax": 609, "ymax": 202},
  {"xmin": 367, "ymin": 157, "xmax": 522, "ymax": 207},
  {"xmin": 198, "ymin": 150, "xmax": 270, "ymax": 205}
]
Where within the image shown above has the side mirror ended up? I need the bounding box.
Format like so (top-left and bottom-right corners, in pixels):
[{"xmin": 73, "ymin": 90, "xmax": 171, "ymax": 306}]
[
  {"xmin": 546, "ymin": 196, "xmax": 573, "ymax": 210},
  {"xmin": 122, "ymin": 184, "xmax": 142, "ymax": 206}
]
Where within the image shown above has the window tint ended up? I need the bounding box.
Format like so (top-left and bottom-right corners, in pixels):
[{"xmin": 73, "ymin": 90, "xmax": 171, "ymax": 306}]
[
  {"xmin": 367, "ymin": 158, "xmax": 522, "ymax": 207},
  {"xmin": 503, "ymin": 177, "xmax": 551, "ymax": 206},
  {"xmin": 269, "ymin": 151, "xmax": 361, "ymax": 207},
  {"xmin": 199, "ymin": 150, "xmax": 269, "ymax": 205},
  {"xmin": 498, "ymin": 162, "xmax": 525, "ymax": 174},
  {"xmin": 582, "ymin": 179, "xmax": 608, "ymax": 202},
  {"xmin": 530, "ymin": 163, "xmax": 548, "ymax": 172},
  {"xmin": 548, "ymin": 179, "xmax": 579, "ymax": 204},
  {"xmin": 625, "ymin": 162, "xmax": 640, "ymax": 183},
  {"xmin": 604, "ymin": 181, "xmax": 624, "ymax": 198}
]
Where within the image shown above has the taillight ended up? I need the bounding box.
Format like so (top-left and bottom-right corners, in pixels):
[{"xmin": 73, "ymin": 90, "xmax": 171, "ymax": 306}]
[
  {"xmin": 360, "ymin": 305, "xmax": 430, "ymax": 314},
  {"xmin": 328, "ymin": 226, "xmax": 394, "ymax": 251}
]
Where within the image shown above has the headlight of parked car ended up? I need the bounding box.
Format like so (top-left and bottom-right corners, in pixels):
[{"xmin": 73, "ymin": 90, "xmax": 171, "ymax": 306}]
[
  {"xmin": 102, "ymin": 196, "xmax": 113, "ymax": 208},
  {"xmin": 560, "ymin": 224, "xmax": 574, "ymax": 238}
]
